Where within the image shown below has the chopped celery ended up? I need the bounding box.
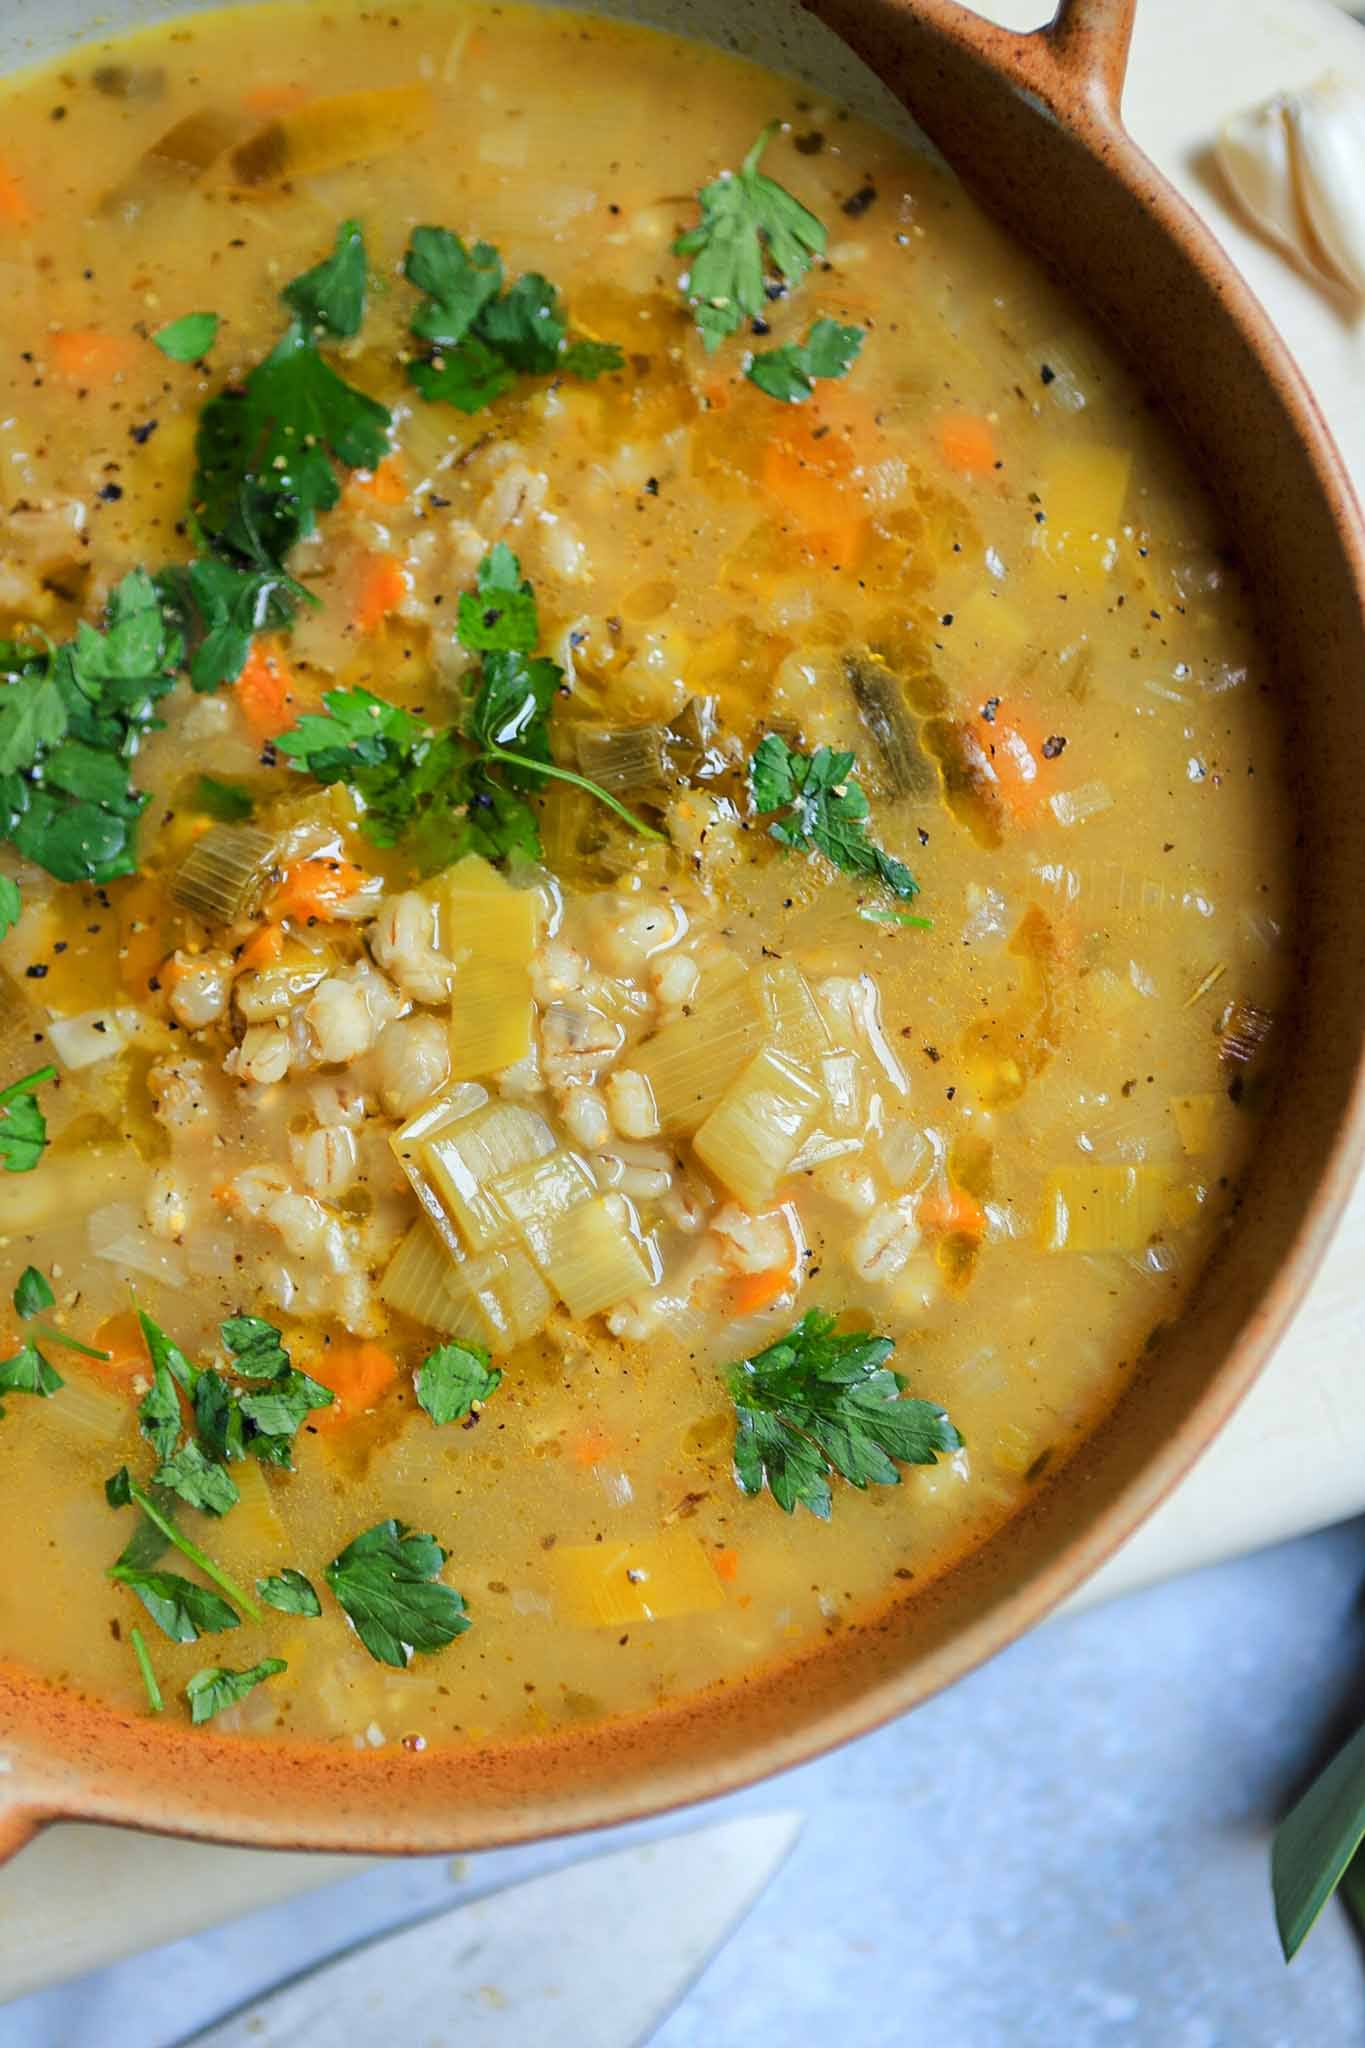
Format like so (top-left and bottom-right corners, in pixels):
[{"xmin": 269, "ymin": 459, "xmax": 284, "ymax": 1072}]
[
  {"xmin": 389, "ymin": 1084, "xmax": 492, "ymax": 1253},
  {"xmin": 755, "ymin": 961, "xmax": 831, "ymax": 1068},
  {"xmin": 694, "ymin": 1046, "xmax": 825, "ymax": 1210},
  {"xmin": 418, "ymin": 1101, "xmax": 557, "ymax": 1253},
  {"xmin": 443, "ymin": 859, "xmax": 538, "ymax": 1081},
  {"xmin": 1037, "ymin": 444, "xmax": 1133, "ymax": 584},
  {"xmin": 380, "ymin": 1218, "xmax": 464, "ymax": 1331},
  {"xmin": 549, "ymin": 1529, "xmax": 726, "ymax": 1627},
  {"xmin": 442, "ymin": 1244, "xmax": 554, "ymax": 1348},
  {"xmin": 169, "ymin": 825, "xmax": 276, "ymax": 923},
  {"xmin": 1039, "ymin": 1164, "xmax": 1175, "ymax": 1254},
  {"xmin": 632, "ymin": 967, "xmax": 764, "ymax": 1133},
  {"xmin": 492, "ymin": 1149, "xmax": 597, "ymax": 1275},
  {"xmin": 530, "ymin": 1193, "xmax": 659, "ymax": 1320}
]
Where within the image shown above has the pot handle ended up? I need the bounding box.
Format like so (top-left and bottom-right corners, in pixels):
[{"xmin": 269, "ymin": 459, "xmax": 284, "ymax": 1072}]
[
  {"xmin": 884, "ymin": 0, "xmax": 1137, "ymax": 126},
  {"xmin": 1044, "ymin": 0, "xmax": 1136, "ymax": 119}
]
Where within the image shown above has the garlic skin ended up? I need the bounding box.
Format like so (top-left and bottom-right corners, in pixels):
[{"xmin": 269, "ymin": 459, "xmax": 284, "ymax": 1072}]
[{"xmin": 1217, "ymin": 73, "xmax": 1365, "ymax": 301}]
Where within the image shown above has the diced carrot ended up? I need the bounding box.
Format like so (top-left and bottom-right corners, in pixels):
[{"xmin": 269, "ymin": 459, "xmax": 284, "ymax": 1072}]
[
  {"xmin": 0, "ymin": 158, "xmax": 33, "ymax": 227},
  {"xmin": 309, "ymin": 1340, "xmax": 399, "ymax": 1427},
  {"xmin": 918, "ymin": 1184, "xmax": 988, "ymax": 1239},
  {"xmin": 268, "ymin": 856, "xmax": 368, "ymax": 925},
  {"xmin": 234, "ymin": 639, "xmax": 298, "ymax": 740},
  {"xmin": 731, "ymin": 1261, "xmax": 796, "ymax": 1316},
  {"xmin": 354, "ymin": 551, "xmax": 408, "ymax": 635},
  {"xmin": 938, "ymin": 412, "xmax": 998, "ymax": 477},
  {"xmin": 712, "ymin": 1547, "xmax": 741, "ymax": 1583},
  {"xmin": 346, "ymin": 455, "xmax": 407, "ymax": 507},
  {"xmin": 963, "ymin": 706, "xmax": 1049, "ymax": 821},
  {"xmin": 761, "ymin": 392, "xmax": 879, "ymax": 566},
  {"xmin": 703, "ymin": 379, "xmax": 731, "ymax": 412},
  {"xmin": 568, "ymin": 1426, "xmax": 616, "ymax": 1468},
  {"xmin": 241, "ymin": 83, "xmax": 311, "ymax": 116},
  {"xmin": 237, "ymin": 924, "xmax": 284, "ymax": 973},
  {"xmin": 50, "ymin": 329, "xmax": 137, "ymax": 387},
  {"xmin": 90, "ymin": 1309, "xmax": 149, "ymax": 1388}
]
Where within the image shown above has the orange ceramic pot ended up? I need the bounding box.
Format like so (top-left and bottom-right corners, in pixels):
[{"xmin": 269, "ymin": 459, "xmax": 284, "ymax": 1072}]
[{"xmin": 0, "ymin": 0, "xmax": 1361, "ymax": 1860}]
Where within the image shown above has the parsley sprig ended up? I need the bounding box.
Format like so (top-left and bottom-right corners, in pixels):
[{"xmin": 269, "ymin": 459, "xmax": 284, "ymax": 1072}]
[
  {"xmin": 748, "ymin": 318, "xmax": 863, "ymax": 402},
  {"xmin": 185, "ymin": 1657, "xmax": 287, "ymax": 1726},
  {"xmin": 726, "ymin": 1309, "xmax": 961, "ymax": 1518},
  {"xmin": 0, "ymin": 1067, "xmax": 55, "ymax": 1176},
  {"xmin": 404, "ymin": 226, "xmax": 623, "ymax": 413},
  {"xmin": 416, "ymin": 1340, "xmax": 502, "ymax": 1426},
  {"xmin": 326, "ymin": 1518, "xmax": 470, "ymax": 1668},
  {"xmin": 277, "ymin": 544, "xmax": 662, "ymax": 870},
  {"xmin": 676, "ymin": 124, "xmax": 827, "ymax": 351},
  {"xmin": 135, "ymin": 1306, "xmax": 334, "ymax": 1485},
  {"xmin": 750, "ymin": 734, "xmax": 918, "ymax": 902}
]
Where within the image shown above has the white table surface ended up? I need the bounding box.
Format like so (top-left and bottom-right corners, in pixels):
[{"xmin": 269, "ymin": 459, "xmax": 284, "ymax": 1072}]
[{"xmin": 1, "ymin": 0, "xmax": 1363, "ymax": 2008}]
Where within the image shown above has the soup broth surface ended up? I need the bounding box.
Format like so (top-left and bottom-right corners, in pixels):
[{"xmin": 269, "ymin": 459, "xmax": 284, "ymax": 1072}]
[{"xmin": 0, "ymin": 0, "xmax": 1290, "ymax": 1749}]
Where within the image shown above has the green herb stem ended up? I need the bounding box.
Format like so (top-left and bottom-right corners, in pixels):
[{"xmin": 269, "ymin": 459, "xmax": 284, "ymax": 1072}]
[
  {"xmin": 127, "ymin": 1477, "xmax": 263, "ymax": 1622},
  {"xmin": 32, "ymin": 1323, "xmax": 111, "ymax": 1362},
  {"xmin": 129, "ymin": 1625, "xmax": 164, "ymax": 1714},
  {"xmin": 475, "ymin": 748, "xmax": 666, "ymax": 842}
]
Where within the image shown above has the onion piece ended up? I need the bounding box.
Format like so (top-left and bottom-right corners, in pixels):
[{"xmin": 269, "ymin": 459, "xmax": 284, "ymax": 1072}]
[
  {"xmin": 46, "ymin": 1006, "xmax": 140, "ymax": 1071},
  {"xmin": 170, "ymin": 824, "xmax": 277, "ymax": 923}
]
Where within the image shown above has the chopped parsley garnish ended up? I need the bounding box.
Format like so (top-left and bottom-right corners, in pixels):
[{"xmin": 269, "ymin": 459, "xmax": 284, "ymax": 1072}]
[
  {"xmin": 0, "ymin": 572, "xmax": 183, "ymax": 883},
  {"xmin": 277, "ymin": 548, "xmax": 660, "ymax": 870},
  {"xmin": 676, "ymin": 123, "xmax": 827, "ymax": 351},
  {"xmin": 129, "ymin": 1625, "xmax": 164, "ymax": 1714},
  {"xmin": 0, "ymin": 1066, "xmax": 55, "ymax": 1175},
  {"xmin": 221, "ymin": 1313, "xmax": 292, "ymax": 1380},
  {"xmin": 193, "ymin": 775, "xmax": 254, "ymax": 823},
  {"xmin": 0, "ymin": 1337, "xmax": 62, "ymax": 1414},
  {"xmin": 257, "ymin": 1568, "xmax": 321, "ymax": 1618},
  {"xmin": 152, "ymin": 1439, "xmax": 241, "ymax": 1518},
  {"xmin": 0, "ymin": 875, "xmax": 21, "ymax": 941},
  {"xmin": 750, "ymin": 734, "xmax": 918, "ymax": 902},
  {"xmin": 416, "ymin": 1341, "xmax": 502, "ymax": 1427},
  {"xmin": 725, "ymin": 1309, "xmax": 961, "ymax": 1518},
  {"xmin": 106, "ymin": 1467, "xmax": 262, "ymax": 1621},
  {"xmin": 109, "ymin": 1565, "xmax": 240, "ymax": 1645},
  {"xmin": 152, "ymin": 311, "xmax": 220, "ymax": 363},
  {"xmin": 185, "ymin": 1656, "xmax": 287, "ymax": 1726},
  {"xmin": 282, "ymin": 218, "xmax": 368, "ymax": 340},
  {"xmin": 325, "ymin": 1518, "xmax": 470, "ymax": 1668},
  {"xmin": 134, "ymin": 1306, "xmax": 333, "ymax": 1475},
  {"xmin": 13, "ymin": 1265, "xmax": 53, "ymax": 1319},
  {"xmin": 404, "ymin": 226, "xmax": 623, "ymax": 413},
  {"xmin": 156, "ymin": 557, "xmax": 302, "ymax": 696},
  {"xmin": 747, "ymin": 319, "xmax": 863, "ymax": 403}
]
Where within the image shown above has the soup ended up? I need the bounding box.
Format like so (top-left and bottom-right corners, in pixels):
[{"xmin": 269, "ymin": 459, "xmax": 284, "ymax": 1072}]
[{"xmin": 0, "ymin": 0, "xmax": 1290, "ymax": 1749}]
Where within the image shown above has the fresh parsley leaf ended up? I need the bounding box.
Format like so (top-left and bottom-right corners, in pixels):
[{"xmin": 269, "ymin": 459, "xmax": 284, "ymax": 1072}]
[
  {"xmin": 0, "ymin": 1066, "xmax": 55, "ymax": 1175},
  {"xmin": 221, "ymin": 1314, "xmax": 290, "ymax": 1380},
  {"xmin": 747, "ymin": 319, "xmax": 863, "ymax": 402},
  {"xmin": 110, "ymin": 1564, "xmax": 240, "ymax": 1644},
  {"xmin": 192, "ymin": 1365, "xmax": 244, "ymax": 1465},
  {"xmin": 185, "ymin": 1656, "xmax": 286, "ymax": 1726},
  {"xmin": 129, "ymin": 1625, "xmax": 164, "ymax": 1714},
  {"xmin": 193, "ymin": 775, "xmax": 254, "ymax": 823},
  {"xmin": 675, "ymin": 123, "xmax": 827, "ymax": 351},
  {"xmin": 283, "ymin": 218, "xmax": 368, "ymax": 340},
  {"xmin": 725, "ymin": 1308, "xmax": 961, "ymax": 1519},
  {"xmin": 257, "ymin": 1568, "xmax": 322, "ymax": 1617},
  {"xmin": 0, "ymin": 874, "xmax": 21, "ymax": 941},
  {"xmin": 0, "ymin": 572, "xmax": 183, "ymax": 884},
  {"xmin": 404, "ymin": 226, "xmax": 502, "ymax": 348},
  {"xmin": 138, "ymin": 1360, "xmax": 185, "ymax": 1463},
  {"xmin": 468, "ymin": 651, "xmax": 560, "ymax": 780},
  {"xmin": 237, "ymin": 1367, "xmax": 334, "ymax": 1444},
  {"xmin": 404, "ymin": 227, "xmax": 623, "ymax": 413},
  {"xmin": 137, "ymin": 1307, "xmax": 199, "ymax": 1395},
  {"xmin": 153, "ymin": 311, "xmax": 220, "ymax": 363},
  {"xmin": 194, "ymin": 320, "xmax": 391, "ymax": 571},
  {"xmin": 153, "ymin": 1439, "xmax": 241, "ymax": 1518},
  {"xmin": 0, "ymin": 1339, "xmax": 62, "ymax": 1414},
  {"xmin": 416, "ymin": 1342, "xmax": 502, "ymax": 1426},
  {"xmin": 750, "ymin": 734, "xmax": 918, "ymax": 902},
  {"xmin": 456, "ymin": 541, "xmax": 539, "ymax": 653},
  {"xmin": 325, "ymin": 1518, "xmax": 470, "ymax": 1668},
  {"xmin": 107, "ymin": 1470, "xmax": 262, "ymax": 1618},
  {"xmin": 13, "ymin": 1265, "xmax": 53, "ymax": 1319},
  {"xmin": 156, "ymin": 557, "xmax": 301, "ymax": 693}
]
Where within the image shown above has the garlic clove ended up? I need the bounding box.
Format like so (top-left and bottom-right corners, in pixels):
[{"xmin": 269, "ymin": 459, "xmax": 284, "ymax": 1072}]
[
  {"xmin": 1217, "ymin": 95, "xmax": 1304, "ymax": 261},
  {"xmin": 1285, "ymin": 74, "xmax": 1365, "ymax": 299}
]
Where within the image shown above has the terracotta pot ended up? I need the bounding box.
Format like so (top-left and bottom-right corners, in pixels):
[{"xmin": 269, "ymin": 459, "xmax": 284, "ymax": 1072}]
[{"xmin": 1, "ymin": 0, "xmax": 1362, "ymax": 1862}]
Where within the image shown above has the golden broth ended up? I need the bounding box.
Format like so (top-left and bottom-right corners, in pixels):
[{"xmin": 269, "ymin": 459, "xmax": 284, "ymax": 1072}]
[{"xmin": 0, "ymin": 0, "xmax": 1291, "ymax": 1749}]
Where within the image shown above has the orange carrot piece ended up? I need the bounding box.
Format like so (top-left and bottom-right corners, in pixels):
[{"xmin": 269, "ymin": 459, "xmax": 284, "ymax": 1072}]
[
  {"xmin": 347, "ymin": 455, "xmax": 407, "ymax": 507},
  {"xmin": 762, "ymin": 393, "xmax": 880, "ymax": 565},
  {"xmin": 268, "ymin": 856, "xmax": 368, "ymax": 925},
  {"xmin": 354, "ymin": 551, "xmax": 408, "ymax": 634},
  {"xmin": 234, "ymin": 640, "xmax": 298, "ymax": 740},
  {"xmin": 918, "ymin": 1184, "xmax": 988, "ymax": 1239},
  {"xmin": 309, "ymin": 1340, "xmax": 399, "ymax": 1427},
  {"xmin": 90, "ymin": 1310, "xmax": 149, "ymax": 1389},
  {"xmin": 237, "ymin": 924, "xmax": 284, "ymax": 973},
  {"xmin": 963, "ymin": 707, "xmax": 1048, "ymax": 821},
  {"xmin": 731, "ymin": 1262, "xmax": 796, "ymax": 1316},
  {"xmin": 50, "ymin": 329, "xmax": 137, "ymax": 387},
  {"xmin": 0, "ymin": 158, "xmax": 33, "ymax": 227},
  {"xmin": 568, "ymin": 1426, "xmax": 616, "ymax": 1468},
  {"xmin": 938, "ymin": 412, "xmax": 998, "ymax": 477},
  {"xmin": 712, "ymin": 1547, "xmax": 741, "ymax": 1583}
]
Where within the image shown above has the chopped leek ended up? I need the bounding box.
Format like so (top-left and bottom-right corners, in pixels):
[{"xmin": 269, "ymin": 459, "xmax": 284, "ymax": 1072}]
[
  {"xmin": 572, "ymin": 724, "xmax": 671, "ymax": 797},
  {"xmin": 381, "ymin": 1217, "xmax": 465, "ymax": 1331},
  {"xmin": 694, "ymin": 1046, "xmax": 825, "ymax": 1210},
  {"xmin": 527, "ymin": 1192, "xmax": 659, "ymax": 1320},
  {"xmin": 230, "ymin": 84, "xmax": 433, "ymax": 185},
  {"xmin": 1039, "ymin": 1164, "xmax": 1175, "ymax": 1254},
  {"xmin": 419, "ymin": 1101, "xmax": 557, "ymax": 1252},
  {"xmin": 755, "ymin": 961, "xmax": 831, "ymax": 1068},
  {"xmin": 441, "ymin": 1243, "xmax": 554, "ymax": 1348},
  {"xmin": 169, "ymin": 825, "xmax": 276, "ymax": 924},
  {"xmin": 389, "ymin": 1084, "xmax": 493, "ymax": 1254},
  {"xmin": 549, "ymin": 1529, "xmax": 726, "ymax": 1627},
  {"xmin": 442, "ymin": 858, "xmax": 538, "ymax": 1080},
  {"xmin": 844, "ymin": 653, "xmax": 938, "ymax": 801},
  {"xmin": 632, "ymin": 965, "xmax": 764, "ymax": 1133}
]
